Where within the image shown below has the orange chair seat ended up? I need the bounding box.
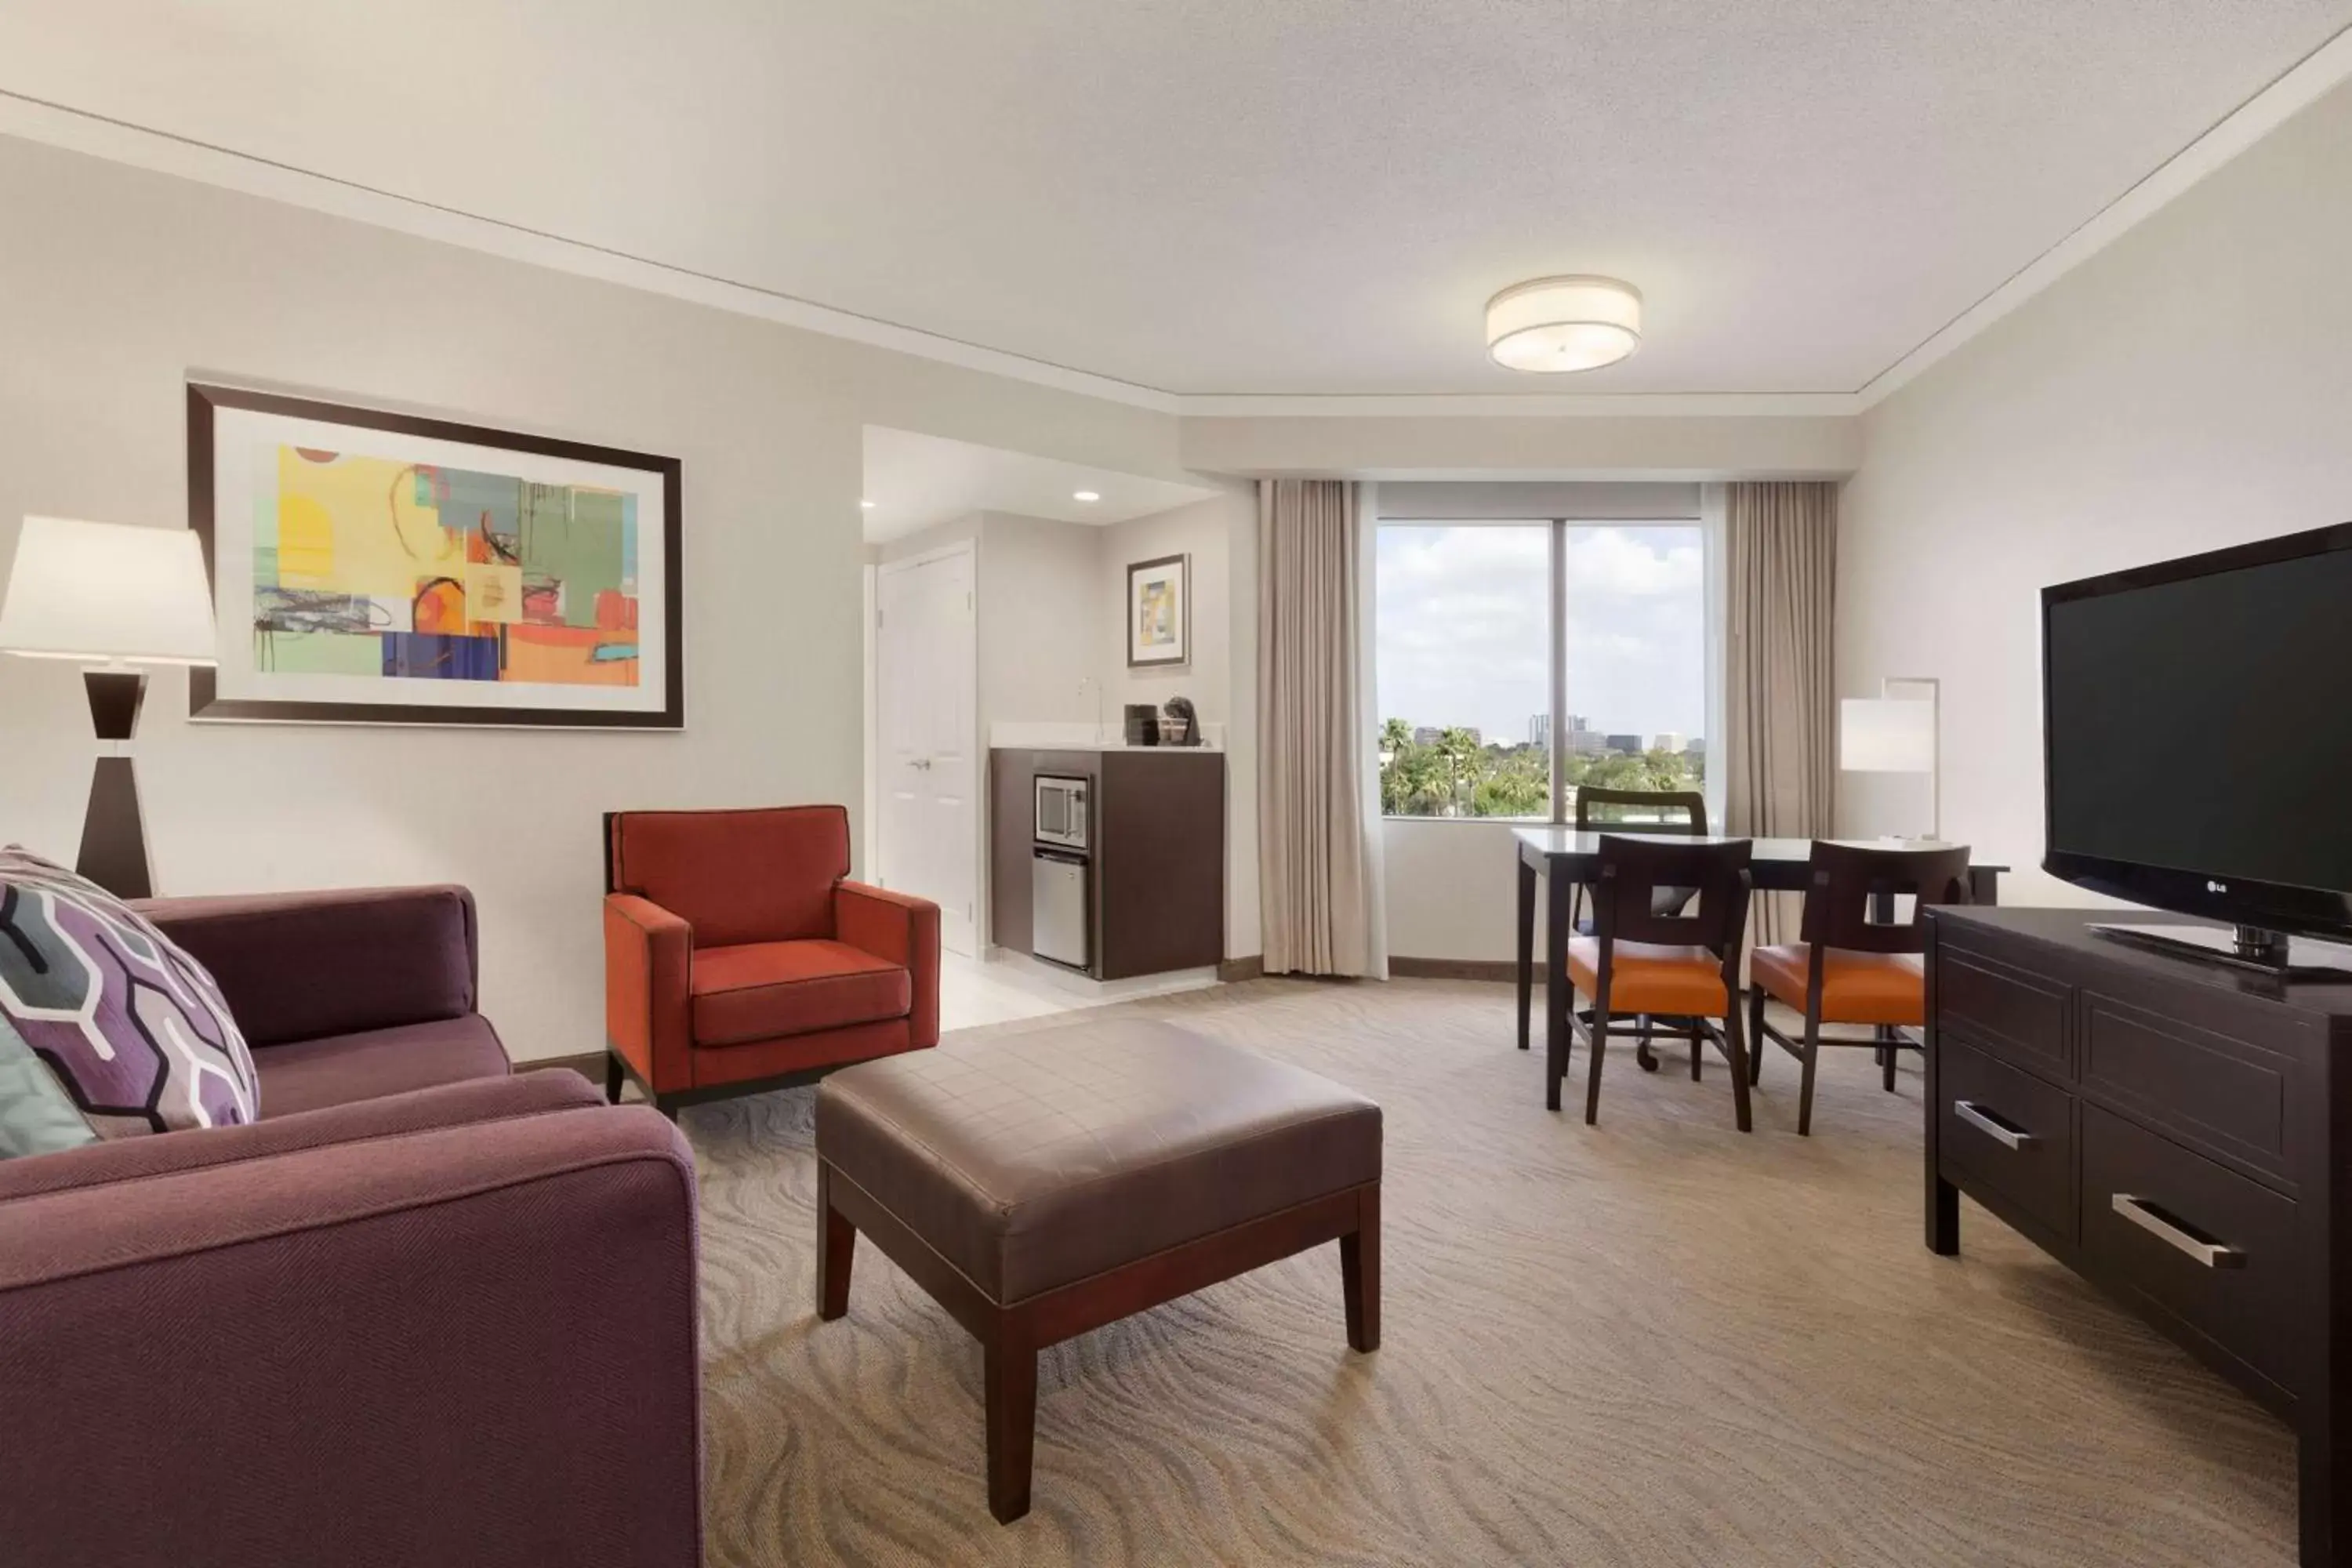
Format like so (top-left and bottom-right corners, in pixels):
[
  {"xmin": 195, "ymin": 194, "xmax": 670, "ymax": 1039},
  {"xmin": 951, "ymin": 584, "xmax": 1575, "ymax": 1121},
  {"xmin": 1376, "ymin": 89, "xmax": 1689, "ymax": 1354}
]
[
  {"xmin": 691, "ymin": 939, "xmax": 912, "ymax": 1047},
  {"xmin": 1566, "ymin": 937, "xmax": 1730, "ymax": 1017},
  {"xmin": 1751, "ymin": 944, "xmax": 1925, "ymax": 1026}
]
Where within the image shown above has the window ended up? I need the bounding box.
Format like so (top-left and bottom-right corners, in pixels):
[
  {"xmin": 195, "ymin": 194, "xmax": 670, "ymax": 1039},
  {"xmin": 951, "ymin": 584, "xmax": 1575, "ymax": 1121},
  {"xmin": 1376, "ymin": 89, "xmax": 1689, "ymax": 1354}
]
[
  {"xmin": 1377, "ymin": 521, "xmax": 1713, "ymax": 821},
  {"xmin": 1558, "ymin": 524, "xmax": 1708, "ymax": 815},
  {"xmin": 1376, "ymin": 525, "xmax": 1552, "ymax": 818}
]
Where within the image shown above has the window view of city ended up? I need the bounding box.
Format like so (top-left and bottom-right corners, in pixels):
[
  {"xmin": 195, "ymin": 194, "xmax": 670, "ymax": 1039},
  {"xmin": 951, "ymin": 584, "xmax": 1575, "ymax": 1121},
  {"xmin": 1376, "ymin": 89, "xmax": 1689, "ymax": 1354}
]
[
  {"xmin": 1375, "ymin": 523, "xmax": 1707, "ymax": 819},
  {"xmin": 1377, "ymin": 719, "xmax": 1705, "ymax": 818}
]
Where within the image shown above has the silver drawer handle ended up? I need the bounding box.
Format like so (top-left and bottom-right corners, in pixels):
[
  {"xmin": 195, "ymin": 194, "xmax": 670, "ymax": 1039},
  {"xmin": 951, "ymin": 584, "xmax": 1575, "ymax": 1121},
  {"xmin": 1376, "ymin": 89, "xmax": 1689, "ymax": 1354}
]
[
  {"xmin": 2111, "ymin": 1194, "xmax": 2246, "ymax": 1270},
  {"xmin": 1954, "ymin": 1100, "xmax": 2037, "ymax": 1151}
]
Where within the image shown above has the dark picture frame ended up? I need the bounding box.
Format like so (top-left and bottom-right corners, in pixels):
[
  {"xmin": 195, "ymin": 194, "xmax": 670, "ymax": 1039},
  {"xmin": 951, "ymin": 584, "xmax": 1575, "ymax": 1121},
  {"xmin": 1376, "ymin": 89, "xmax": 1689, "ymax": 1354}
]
[
  {"xmin": 1125, "ymin": 552, "xmax": 1189, "ymax": 669},
  {"xmin": 186, "ymin": 383, "xmax": 683, "ymax": 728}
]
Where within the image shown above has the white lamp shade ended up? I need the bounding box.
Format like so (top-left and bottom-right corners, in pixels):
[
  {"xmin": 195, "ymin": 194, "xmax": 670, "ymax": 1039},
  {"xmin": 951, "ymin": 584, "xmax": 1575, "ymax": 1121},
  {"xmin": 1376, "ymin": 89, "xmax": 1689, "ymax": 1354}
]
[
  {"xmin": 0, "ymin": 517, "xmax": 218, "ymax": 665},
  {"xmin": 1486, "ymin": 276, "xmax": 1642, "ymax": 372},
  {"xmin": 1839, "ymin": 697, "xmax": 1936, "ymax": 773}
]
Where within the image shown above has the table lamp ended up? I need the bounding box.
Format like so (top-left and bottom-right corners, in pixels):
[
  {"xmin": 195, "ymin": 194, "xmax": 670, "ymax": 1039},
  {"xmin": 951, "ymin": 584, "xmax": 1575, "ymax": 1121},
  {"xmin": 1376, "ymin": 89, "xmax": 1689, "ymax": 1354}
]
[
  {"xmin": 1839, "ymin": 677, "xmax": 1939, "ymax": 840},
  {"xmin": 0, "ymin": 517, "xmax": 218, "ymax": 897}
]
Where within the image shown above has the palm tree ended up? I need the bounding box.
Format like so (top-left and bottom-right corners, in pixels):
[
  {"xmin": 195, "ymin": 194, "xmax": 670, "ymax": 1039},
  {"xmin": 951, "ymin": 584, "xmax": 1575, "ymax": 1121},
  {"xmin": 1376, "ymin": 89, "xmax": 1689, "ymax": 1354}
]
[
  {"xmin": 1436, "ymin": 728, "xmax": 1482, "ymax": 814},
  {"xmin": 1406, "ymin": 750, "xmax": 1454, "ymax": 814},
  {"xmin": 1377, "ymin": 719, "xmax": 1416, "ymax": 815}
]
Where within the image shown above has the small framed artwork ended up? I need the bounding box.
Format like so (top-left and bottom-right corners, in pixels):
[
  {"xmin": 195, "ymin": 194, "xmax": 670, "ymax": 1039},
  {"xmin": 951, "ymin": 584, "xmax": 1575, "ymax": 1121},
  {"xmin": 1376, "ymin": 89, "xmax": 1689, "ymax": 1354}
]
[
  {"xmin": 186, "ymin": 383, "xmax": 683, "ymax": 728},
  {"xmin": 1126, "ymin": 553, "xmax": 1189, "ymax": 668}
]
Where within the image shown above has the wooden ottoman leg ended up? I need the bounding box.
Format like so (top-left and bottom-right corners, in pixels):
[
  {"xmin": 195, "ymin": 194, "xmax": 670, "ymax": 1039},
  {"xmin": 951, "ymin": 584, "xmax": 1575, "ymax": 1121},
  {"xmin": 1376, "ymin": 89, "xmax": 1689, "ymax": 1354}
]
[
  {"xmin": 1341, "ymin": 1181, "xmax": 1381, "ymax": 1354},
  {"xmin": 983, "ymin": 1323, "xmax": 1038, "ymax": 1524},
  {"xmin": 816, "ymin": 1161, "xmax": 855, "ymax": 1321}
]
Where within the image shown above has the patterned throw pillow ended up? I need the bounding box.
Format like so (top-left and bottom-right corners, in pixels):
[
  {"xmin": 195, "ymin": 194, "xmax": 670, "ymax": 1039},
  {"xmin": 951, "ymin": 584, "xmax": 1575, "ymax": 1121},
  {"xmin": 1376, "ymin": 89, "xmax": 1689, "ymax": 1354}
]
[
  {"xmin": 0, "ymin": 1024, "xmax": 98, "ymax": 1158},
  {"xmin": 0, "ymin": 848, "xmax": 259, "ymax": 1140}
]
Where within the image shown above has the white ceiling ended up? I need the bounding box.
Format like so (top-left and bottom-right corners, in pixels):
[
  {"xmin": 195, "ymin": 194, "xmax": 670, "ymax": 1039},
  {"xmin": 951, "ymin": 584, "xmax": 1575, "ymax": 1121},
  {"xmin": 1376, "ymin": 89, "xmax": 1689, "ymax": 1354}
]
[
  {"xmin": 861, "ymin": 427, "xmax": 1219, "ymax": 543},
  {"xmin": 3, "ymin": 2, "xmax": 2348, "ymax": 397}
]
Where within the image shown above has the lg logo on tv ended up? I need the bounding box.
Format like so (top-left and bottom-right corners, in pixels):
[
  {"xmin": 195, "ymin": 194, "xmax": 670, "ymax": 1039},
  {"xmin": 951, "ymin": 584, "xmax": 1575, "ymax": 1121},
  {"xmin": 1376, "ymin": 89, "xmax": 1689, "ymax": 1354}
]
[{"xmin": 2207, "ymin": 880, "xmax": 2228, "ymax": 894}]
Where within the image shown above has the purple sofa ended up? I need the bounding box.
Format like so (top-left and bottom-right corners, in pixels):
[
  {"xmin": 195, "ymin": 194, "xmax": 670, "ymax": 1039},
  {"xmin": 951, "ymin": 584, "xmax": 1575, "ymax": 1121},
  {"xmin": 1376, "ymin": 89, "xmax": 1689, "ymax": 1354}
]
[{"xmin": 0, "ymin": 887, "xmax": 703, "ymax": 1568}]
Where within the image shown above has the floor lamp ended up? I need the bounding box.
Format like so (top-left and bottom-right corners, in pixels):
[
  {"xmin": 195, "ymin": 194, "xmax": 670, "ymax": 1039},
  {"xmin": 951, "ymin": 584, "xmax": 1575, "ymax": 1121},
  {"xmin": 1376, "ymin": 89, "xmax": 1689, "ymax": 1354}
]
[
  {"xmin": 1838, "ymin": 677, "xmax": 1940, "ymax": 841},
  {"xmin": 0, "ymin": 517, "xmax": 218, "ymax": 898}
]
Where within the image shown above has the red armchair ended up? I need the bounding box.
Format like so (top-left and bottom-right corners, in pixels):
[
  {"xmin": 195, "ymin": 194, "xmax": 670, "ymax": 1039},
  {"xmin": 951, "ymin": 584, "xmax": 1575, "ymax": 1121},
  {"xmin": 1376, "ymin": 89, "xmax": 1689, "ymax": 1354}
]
[{"xmin": 603, "ymin": 805, "xmax": 940, "ymax": 1115}]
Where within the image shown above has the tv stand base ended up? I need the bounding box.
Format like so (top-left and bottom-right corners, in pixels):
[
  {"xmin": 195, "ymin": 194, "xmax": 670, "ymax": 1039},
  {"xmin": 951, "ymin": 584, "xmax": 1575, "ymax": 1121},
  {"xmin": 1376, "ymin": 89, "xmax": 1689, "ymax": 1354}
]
[{"xmin": 2087, "ymin": 920, "xmax": 2352, "ymax": 979}]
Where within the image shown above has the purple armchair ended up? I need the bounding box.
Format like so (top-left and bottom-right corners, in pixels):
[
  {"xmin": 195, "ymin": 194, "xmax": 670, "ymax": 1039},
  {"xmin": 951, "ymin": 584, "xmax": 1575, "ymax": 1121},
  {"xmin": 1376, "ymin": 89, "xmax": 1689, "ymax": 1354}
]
[{"xmin": 0, "ymin": 887, "xmax": 702, "ymax": 1568}]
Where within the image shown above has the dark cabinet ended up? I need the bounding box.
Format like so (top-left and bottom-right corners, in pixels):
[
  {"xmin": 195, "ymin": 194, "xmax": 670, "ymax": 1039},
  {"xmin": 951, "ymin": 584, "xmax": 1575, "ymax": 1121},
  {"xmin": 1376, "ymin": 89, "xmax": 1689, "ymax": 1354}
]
[
  {"xmin": 1926, "ymin": 907, "xmax": 2350, "ymax": 1566},
  {"xmin": 2077, "ymin": 1103, "xmax": 2303, "ymax": 1398},
  {"xmin": 988, "ymin": 748, "xmax": 1225, "ymax": 981},
  {"xmin": 1936, "ymin": 1035, "xmax": 2077, "ymax": 1246}
]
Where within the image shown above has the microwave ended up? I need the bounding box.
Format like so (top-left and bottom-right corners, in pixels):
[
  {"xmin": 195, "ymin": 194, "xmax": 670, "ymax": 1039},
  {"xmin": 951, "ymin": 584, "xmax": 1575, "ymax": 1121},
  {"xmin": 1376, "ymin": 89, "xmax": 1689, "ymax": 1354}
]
[{"xmin": 1034, "ymin": 775, "xmax": 1089, "ymax": 851}]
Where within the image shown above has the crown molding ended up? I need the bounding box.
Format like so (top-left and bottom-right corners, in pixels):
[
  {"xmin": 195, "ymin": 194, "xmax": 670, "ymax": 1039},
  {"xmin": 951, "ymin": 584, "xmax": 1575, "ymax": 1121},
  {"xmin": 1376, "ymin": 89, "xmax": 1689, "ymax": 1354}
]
[
  {"xmin": 1856, "ymin": 20, "xmax": 2352, "ymax": 409},
  {"xmin": 1175, "ymin": 391, "xmax": 1860, "ymax": 418},
  {"xmin": 0, "ymin": 89, "xmax": 1185, "ymax": 415},
  {"xmin": 9, "ymin": 19, "xmax": 2351, "ymax": 428},
  {"xmin": 2, "ymin": 93, "xmax": 1842, "ymax": 419}
]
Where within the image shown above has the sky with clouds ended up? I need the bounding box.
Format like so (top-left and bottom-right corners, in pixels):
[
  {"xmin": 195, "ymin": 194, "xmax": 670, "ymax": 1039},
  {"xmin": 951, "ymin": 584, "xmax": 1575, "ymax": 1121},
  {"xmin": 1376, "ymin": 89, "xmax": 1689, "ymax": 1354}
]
[{"xmin": 1374, "ymin": 524, "xmax": 1705, "ymax": 746}]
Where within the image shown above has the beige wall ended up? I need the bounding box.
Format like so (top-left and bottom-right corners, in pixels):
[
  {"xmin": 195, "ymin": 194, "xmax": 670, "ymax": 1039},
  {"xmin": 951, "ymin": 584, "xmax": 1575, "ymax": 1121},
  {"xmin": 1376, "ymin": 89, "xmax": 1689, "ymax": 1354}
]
[
  {"xmin": 1095, "ymin": 486, "xmax": 1261, "ymax": 958},
  {"xmin": 1376, "ymin": 480, "xmax": 1701, "ymax": 520},
  {"xmin": 1097, "ymin": 492, "xmax": 1243, "ymax": 743},
  {"xmin": 1181, "ymin": 412, "xmax": 1859, "ymax": 479},
  {"xmin": 874, "ymin": 513, "xmax": 981, "ymax": 565},
  {"xmin": 0, "ymin": 136, "xmax": 1182, "ymax": 1062},
  {"xmin": 979, "ymin": 513, "xmax": 1103, "ymax": 730},
  {"xmin": 1381, "ymin": 819, "xmax": 1547, "ymax": 963},
  {"xmin": 1839, "ymin": 76, "xmax": 2352, "ymax": 905}
]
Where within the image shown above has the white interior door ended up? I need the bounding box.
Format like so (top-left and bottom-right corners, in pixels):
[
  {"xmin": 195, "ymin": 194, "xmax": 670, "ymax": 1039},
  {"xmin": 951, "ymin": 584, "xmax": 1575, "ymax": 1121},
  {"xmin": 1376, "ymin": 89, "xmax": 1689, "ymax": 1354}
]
[{"xmin": 877, "ymin": 546, "xmax": 978, "ymax": 956}]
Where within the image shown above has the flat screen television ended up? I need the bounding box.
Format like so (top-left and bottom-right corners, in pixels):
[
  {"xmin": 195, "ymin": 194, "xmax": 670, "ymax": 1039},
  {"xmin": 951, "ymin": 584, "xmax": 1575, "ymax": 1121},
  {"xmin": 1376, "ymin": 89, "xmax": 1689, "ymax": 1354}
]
[{"xmin": 2043, "ymin": 521, "xmax": 2352, "ymax": 971}]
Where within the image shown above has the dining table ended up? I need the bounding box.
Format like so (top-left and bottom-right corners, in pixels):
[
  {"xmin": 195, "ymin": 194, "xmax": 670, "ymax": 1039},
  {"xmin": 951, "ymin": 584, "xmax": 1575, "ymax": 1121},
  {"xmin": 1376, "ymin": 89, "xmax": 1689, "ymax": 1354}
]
[{"xmin": 1512, "ymin": 827, "xmax": 2008, "ymax": 1064}]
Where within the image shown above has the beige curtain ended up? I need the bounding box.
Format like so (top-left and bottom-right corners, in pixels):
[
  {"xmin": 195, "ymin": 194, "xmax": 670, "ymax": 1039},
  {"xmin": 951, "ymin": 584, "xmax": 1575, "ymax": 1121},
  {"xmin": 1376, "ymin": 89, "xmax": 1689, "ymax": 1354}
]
[
  {"xmin": 1724, "ymin": 481, "xmax": 1838, "ymax": 944},
  {"xmin": 1258, "ymin": 479, "xmax": 1384, "ymax": 978}
]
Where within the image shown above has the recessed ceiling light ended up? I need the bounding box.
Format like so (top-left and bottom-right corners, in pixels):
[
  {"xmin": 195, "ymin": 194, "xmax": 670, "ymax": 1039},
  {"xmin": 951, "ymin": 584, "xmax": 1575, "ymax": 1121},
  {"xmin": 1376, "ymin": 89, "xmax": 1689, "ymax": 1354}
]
[
  {"xmin": 1486, "ymin": 275, "xmax": 1642, "ymax": 373},
  {"xmin": 1073, "ymin": 490, "xmax": 1101, "ymax": 503},
  {"xmin": 858, "ymin": 499, "xmax": 876, "ymax": 509}
]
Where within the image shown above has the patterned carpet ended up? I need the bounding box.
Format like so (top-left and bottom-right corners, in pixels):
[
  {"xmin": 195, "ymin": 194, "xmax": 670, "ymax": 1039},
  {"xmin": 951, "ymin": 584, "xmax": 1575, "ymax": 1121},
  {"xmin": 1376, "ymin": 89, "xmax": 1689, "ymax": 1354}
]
[{"xmin": 681, "ymin": 978, "xmax": 2296, "ymax": 1566}]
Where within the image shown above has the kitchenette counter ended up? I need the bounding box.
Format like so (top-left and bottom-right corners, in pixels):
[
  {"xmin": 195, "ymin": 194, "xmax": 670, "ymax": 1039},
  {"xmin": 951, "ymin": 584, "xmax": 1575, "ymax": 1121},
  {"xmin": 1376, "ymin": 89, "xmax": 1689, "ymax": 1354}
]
[
  {"xmin": 1009, "ymin": 742, "xmax": 1220, "ymax": 753},
  {"xmin": 988, "ymin": 721, "xmax": 1225, "ymax": 752},
  {"xmin": 989, "ymin": 746, "xmax": 1225, "ymax": 981}
]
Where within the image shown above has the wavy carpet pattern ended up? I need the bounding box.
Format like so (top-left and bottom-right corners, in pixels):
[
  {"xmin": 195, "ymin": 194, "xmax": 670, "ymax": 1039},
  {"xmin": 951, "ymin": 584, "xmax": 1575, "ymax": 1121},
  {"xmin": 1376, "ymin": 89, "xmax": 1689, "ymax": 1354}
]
[{"xmin": 683, "ymin": 978, "xmax": 2296, "ymax": 1566}]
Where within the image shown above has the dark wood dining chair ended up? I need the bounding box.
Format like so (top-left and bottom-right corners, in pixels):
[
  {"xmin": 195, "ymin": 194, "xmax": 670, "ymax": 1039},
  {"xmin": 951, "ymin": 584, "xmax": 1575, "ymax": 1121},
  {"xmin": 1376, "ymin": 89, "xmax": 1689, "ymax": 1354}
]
[
  {"xmin": 1746, "ymin": 840, "xmax": 1973, "ymax": 1136},
  {"xmin": 1571, "ymin": 786, "xmax": 1709, "ymax": 1071},
  {"xmin": 1557, "ymin": 834, "xmax": 1755, "ymax": 1131},
  {"xmin": 1573, "ymin": 786, "xmax": 1708, "ymax": 831},
  {"xmin": 1570, "ymin": 786, "xmax": 1708, "ymax": 930}
]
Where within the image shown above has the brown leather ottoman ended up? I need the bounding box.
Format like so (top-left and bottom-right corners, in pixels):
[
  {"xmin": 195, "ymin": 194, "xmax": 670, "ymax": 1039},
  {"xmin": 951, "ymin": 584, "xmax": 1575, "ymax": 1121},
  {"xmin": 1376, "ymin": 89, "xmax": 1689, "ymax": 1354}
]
[{"xmin": 813, "ymin": 1018, "xmax": 1383, "ymax": 1522}]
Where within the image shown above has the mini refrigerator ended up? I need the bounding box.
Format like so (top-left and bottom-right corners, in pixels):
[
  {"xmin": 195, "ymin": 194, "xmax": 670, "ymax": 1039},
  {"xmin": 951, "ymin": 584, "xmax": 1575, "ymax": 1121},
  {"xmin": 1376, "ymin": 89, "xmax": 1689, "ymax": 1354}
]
[{"xmin": 1032, "ymin": 849, "xmax": 1089, "ymax": 971}]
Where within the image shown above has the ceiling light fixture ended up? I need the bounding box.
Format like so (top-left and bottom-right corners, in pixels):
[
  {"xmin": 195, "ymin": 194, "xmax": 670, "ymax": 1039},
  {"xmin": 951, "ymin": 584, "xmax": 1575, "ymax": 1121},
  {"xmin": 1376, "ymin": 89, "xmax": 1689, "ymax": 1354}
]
[
  {"xmin": 1073, "ymin": 490, "xmax": 1101, "ymax": 503},
  {"xmin": 1485, "ymin": 275, "xmax": 1642, "ymax": 373}
]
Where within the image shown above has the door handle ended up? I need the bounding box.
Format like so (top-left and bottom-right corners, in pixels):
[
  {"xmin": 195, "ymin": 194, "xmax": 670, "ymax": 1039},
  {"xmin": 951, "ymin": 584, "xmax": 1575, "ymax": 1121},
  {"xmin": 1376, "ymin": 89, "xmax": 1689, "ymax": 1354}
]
[
  {"xmin": 2111, "ymin": 1193, "xmax": 2245, "ymax": 1270},
  {"xmin": 1953, "ymin": 1100, "xmax": 2036, "ymax": 1151},
  {"xmin": 909, "ymin": 757, "xmax": 932, "ymax": 771}
]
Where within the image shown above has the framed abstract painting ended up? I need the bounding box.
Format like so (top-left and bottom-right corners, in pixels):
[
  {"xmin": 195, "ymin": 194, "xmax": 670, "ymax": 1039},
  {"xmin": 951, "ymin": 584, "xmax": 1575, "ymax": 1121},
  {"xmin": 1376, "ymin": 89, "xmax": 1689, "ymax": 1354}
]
[
  {"xmin": 186, "ymin": 383, "xmax": 683, "ymax": 728},
  {"xmin": 1126, "ymin": 552, "xmax": 1189, "ymax": 668}
]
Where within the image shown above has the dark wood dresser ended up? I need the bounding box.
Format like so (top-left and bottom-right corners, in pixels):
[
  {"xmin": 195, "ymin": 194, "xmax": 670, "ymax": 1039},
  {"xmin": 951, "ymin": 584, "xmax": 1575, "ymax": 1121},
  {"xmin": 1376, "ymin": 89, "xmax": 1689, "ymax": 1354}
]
[{"xmin": 1926, "ymin": 906, "xmax": 2350, "ymax": 1565}]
